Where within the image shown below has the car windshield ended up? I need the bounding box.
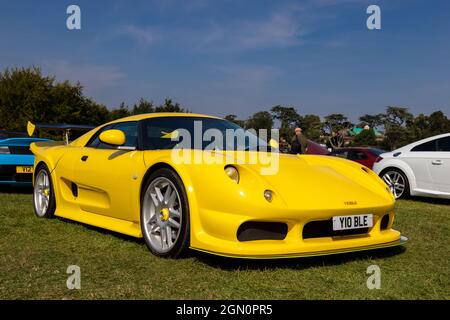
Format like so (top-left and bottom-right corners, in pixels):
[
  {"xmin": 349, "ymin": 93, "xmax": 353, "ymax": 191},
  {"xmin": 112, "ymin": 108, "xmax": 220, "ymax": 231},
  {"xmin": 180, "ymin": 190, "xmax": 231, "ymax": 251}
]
[{"xmin": 141, "ymin": 117, "xmax": 272, "ymax": 151}]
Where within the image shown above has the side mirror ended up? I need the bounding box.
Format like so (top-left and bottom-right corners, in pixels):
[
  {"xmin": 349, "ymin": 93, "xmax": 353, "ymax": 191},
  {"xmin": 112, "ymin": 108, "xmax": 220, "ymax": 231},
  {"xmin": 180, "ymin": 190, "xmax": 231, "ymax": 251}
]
[{"xmin": 99, "ymin": 129, "xmax": 126, "ymax": 146}]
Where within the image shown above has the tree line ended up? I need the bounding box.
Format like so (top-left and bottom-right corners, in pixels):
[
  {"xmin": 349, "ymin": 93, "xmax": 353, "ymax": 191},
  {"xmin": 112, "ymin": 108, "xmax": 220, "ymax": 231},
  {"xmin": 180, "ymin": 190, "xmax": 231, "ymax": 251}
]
[{"xmin": 1, "ymin": 67, "xmax": 449, "ymax": 150}]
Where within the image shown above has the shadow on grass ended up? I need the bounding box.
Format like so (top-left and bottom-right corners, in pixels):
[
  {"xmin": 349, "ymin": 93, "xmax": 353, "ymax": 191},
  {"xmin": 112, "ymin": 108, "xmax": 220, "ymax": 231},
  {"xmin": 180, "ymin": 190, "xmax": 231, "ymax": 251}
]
[
  {"xmin": 189, "ymin": 246, "xmax": 407, "ymax": 271},
  {"xmin": 403, "ymin": 197, "xmax": 450, "ymax": 205},
  {"xmin": 53, "ymin": 215, "xmax": 406, "ymax": 270},
  {"xmin": 0, "ymin": 185, "xmax": 33, "ymax": 194},
  {"xmin": 55, "ymin": 216, "xmax": 146, "ymax": 246}
]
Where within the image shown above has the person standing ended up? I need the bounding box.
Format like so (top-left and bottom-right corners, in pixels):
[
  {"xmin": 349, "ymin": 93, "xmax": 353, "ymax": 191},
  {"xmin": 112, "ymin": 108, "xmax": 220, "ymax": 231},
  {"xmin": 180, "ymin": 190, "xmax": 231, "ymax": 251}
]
[{"xmin": 290, "ymin": 127, "xmax": 308, "ymax": 154}]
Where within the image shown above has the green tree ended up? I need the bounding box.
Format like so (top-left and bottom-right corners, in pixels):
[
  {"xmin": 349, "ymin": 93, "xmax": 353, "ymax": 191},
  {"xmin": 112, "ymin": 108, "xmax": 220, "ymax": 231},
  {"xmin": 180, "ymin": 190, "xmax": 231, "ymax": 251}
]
[
  {"xmin": 323, "ymin": 114, "xmax": 353, "ymax": 148},
  {"xmin": 245, "ymin": 111, "xmax": 274, "ymax": 138},
  {"xmin": 0, "ymin": 67, "xmax": 109, "ymax": 132},
  {"xmin": 224, "ymin": 114, "xmax": 246, "ymax": 127},
  {"xmin": 154, "ymin": 98, "xmax": 185, "ymax": 112},
  {"xmin": 298, "ymin": 114, "xmax": 323, "ymax": 141},
  {"xmin": 427, "ymin": 111, "xmax": 450, "ymax": 135},
  {"xmin": 270, "ymin": 105, "xmax": 299, "ymax": 136},
  {"xmin": 132, "ymin": 98, "xmax": 154, "ymax": 115},
  {"xmin": 353, "ymin": 128, "xmax": 377, "ymax": 146},
  {"xmin": 359, "ymin": 114, "xmax": 384, "ymax": 128},
  {"xmin": 109, "ymin": 102, "xmax": 131, "ymax": 121},
  {"xmin": 381, "ymin": 106, "xmax": 414, "ymax": 149},
  {"xmin": 383, "ymin": 106, "xmax": 413, "ymax": 126}
]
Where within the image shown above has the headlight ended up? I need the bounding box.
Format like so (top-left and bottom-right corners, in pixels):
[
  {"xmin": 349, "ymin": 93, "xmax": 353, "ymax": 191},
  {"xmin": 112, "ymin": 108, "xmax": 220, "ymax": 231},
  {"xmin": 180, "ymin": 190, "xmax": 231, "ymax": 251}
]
[
  {"xmin": 224, "ymin": 165, "xmax": 239, "ymax": 184},
  {"xmin": 264, "ymin": 190, "xmax": 273, "ymax": 202},
  {"xmin": 0, "ymin": 146, "xmax": 10, "ymax": 154}
]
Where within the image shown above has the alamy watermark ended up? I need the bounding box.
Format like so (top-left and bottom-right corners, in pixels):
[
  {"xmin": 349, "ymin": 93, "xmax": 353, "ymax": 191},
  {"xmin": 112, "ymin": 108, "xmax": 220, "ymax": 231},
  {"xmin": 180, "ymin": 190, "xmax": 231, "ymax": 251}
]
[
  {"xmin": 366, "ymin": 5, "xmax": 381, "ymax": 30},
  {"xmin": 167, "ymin": 121, "xmax": 280, "ymax": 175},
  {"xmin": 366, "ymin": 264, "xmax": 381, "ymax": 289},
  {"xmin": 66, "ymin": 265, "xmax": 81, "ymax": 290},
  {"xmin": 66, "ymin": 5, "xmax": 81, "ymax": 30}
]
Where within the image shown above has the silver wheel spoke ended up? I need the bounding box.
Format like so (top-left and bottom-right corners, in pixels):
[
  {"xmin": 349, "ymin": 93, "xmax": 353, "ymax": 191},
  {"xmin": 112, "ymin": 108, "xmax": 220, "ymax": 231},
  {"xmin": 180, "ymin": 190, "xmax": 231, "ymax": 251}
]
[
  {"xmin": 168, "ymin": 191, "xmax": 177, "ymax": 207},
  {"xmin": 164, "ymin": 184, "xmax": 172, "ymax": 204},
  {"xmin": 169, "ymin": 208, "xmax": 180, "ymax": 218},
  {"xmin": 166, "ymin": 226, "xmax": 173, "ymax": 246},
  {"xmin": 150, "ymin": 193, "xmax": 159, "ymax": 207},
  {"xmin": 155, "ymin": 187, "xmax": 164, "ymax": 203},
  {"xmin": 382, "ymin": 171, "xmax": 406, "ymax": 199},
  {"xmin": 142, "ymin": 176, "xmax": 183, "ymax": 253},
  {"xmin": 168, "ymin": 218, "xmax": 180, "ymax": 229},
  {"xmin": 147, "ymin": 214, "xmax": 157, "ymax": 225}
]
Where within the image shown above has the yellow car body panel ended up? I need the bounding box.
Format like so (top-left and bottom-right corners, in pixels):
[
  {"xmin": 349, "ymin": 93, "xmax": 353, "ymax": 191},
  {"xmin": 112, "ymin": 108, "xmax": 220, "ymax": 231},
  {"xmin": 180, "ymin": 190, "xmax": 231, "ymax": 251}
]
[{"xmin": 30, "ymin": 112, "xmax": 405, "ymax": 258}]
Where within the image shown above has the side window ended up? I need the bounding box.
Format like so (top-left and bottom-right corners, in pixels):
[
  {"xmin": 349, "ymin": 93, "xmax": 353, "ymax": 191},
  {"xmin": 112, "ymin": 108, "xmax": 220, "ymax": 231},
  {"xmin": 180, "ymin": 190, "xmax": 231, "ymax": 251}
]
[
  {"xmin": 349, "ymin": 151, "xmax": 368, "ymax": 160},
  {"xmin": 113, "ymin": 122, "xmax": 138, "ymax": 148},
  {"xmin": 411, "ymin": 139, "xmax": 437, "ymax": 152},
  {"xmin": 331, "ymin": 150, "xmax": 349, "ymax": 159},
  {"xmin": 437, "ymin": 136, "xmax": 450, "ymax": 152},
  {"xmin": 86, "ymin": 122, "xmax": 138, "ymax": 149},
  {"xmin": 86, "ymin": 124, "xmax": 115, "ymax": 148}
]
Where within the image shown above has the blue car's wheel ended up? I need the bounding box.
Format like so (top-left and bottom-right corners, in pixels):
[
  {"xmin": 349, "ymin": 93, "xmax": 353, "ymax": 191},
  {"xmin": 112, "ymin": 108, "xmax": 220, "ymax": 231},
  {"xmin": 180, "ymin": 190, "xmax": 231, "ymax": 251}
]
[{"xmin": 33, "ymin": 164, "xmax": 56, "ymax": 218}]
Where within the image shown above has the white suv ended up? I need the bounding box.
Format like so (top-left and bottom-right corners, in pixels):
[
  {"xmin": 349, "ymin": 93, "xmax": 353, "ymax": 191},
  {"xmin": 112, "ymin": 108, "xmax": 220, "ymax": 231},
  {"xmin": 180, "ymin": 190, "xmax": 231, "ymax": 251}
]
[{"xmin": 373, "ymin": 133, "xmax": 450, "ymax": 199}]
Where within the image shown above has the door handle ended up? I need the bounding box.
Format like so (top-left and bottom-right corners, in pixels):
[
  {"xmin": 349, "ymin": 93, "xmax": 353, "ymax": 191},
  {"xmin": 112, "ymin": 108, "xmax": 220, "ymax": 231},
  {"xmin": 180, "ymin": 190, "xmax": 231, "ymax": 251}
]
[
  {"xmin": 81, "ymin": 155, "xmax": 89, "ymax": 162},
  {"xmin": 431, "ymin": 160, "xmax": 443, "ymax": 165}
]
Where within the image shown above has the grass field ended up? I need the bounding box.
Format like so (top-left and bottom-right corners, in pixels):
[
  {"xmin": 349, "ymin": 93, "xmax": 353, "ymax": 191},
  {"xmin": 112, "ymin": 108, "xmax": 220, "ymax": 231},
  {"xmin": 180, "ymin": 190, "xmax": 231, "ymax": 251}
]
[{"xmin": 0, "ymin": 188, "xmax": 449, "ymax": 300}]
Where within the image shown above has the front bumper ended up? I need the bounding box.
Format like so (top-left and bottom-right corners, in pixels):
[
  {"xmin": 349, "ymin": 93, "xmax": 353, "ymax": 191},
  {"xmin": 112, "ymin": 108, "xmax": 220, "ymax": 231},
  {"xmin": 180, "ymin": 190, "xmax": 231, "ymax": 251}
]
[
  {"xmin": 192, "ymin": 235, "xmax": 408, "ymax": 259},
  {"xmin": 190, "ymin": 206, "xmax": 407, "ymax": 259}
]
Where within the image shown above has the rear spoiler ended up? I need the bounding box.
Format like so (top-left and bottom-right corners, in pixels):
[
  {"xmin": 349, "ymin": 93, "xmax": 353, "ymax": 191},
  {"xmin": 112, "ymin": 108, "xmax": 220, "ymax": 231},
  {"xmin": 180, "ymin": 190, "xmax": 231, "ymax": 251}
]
[{"xmin": 27, "ymin": 121, "xmax": 95, "ymax": 144}]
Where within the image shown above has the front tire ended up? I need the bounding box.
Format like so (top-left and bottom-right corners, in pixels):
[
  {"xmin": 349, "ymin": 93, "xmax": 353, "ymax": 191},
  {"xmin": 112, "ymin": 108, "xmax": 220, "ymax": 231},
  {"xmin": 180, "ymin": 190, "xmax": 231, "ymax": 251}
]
[
  {"xmin": 380, "ymin": 168, "xmax": 410, "ymax": 199},
  {"xmin": 33, "ymin": 164, "xmax": 56, "ymax": 218},
  {"xmin": 140, "ymin": 168, "xmax": 190, "ymax": 258}
]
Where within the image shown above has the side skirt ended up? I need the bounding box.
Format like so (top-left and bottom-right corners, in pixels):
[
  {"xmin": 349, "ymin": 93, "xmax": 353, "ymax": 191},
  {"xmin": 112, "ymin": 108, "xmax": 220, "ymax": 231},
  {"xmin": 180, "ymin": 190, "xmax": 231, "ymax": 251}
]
[{"xmin": 55, "ymin": 209, "xmax": 143, "ymax": 238}]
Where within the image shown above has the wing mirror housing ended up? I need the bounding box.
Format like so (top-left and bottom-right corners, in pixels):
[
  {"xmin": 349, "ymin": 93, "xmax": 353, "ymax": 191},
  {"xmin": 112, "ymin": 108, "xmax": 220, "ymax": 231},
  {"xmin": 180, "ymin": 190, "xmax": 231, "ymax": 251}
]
[{"xmin": 99, "ymin": 129, "xmax": 126, "ymax": 147}]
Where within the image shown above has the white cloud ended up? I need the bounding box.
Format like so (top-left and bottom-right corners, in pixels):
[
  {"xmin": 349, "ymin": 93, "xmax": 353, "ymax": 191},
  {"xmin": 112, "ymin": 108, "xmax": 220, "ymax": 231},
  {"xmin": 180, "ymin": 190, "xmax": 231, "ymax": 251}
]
[
  {"xmin": 119, "ymin": 9, "xmax": 304, "ymax": 51},
  {"xmin": 43, "ymin": 60, "xmax": 125, "ymax": 92},
  {"xmin": 120, "ymin": 25, "xmax": 160, "ymax": 46},
  {"xmin": 214, "ymin": 64, "xmax": 282, "ymax": 86}
]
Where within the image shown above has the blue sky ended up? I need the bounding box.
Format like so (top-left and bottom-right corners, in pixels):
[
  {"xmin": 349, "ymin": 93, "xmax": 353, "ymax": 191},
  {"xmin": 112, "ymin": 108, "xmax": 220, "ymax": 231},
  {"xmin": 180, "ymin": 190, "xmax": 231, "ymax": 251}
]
[{"xmin": 0, "ymin": 0, "xmax": 449, "ymax": 121}]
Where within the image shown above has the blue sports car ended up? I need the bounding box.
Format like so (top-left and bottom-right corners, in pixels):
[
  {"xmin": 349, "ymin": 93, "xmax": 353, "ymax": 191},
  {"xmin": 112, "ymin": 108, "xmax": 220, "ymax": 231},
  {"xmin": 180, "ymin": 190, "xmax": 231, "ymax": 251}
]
[
  {"xmin": 0, "ymin": 134, "xmax": 49, "ymax": 186},
  {"xmin": 0, "ymin": 122, "xmax": 94, "ymax": 186}
]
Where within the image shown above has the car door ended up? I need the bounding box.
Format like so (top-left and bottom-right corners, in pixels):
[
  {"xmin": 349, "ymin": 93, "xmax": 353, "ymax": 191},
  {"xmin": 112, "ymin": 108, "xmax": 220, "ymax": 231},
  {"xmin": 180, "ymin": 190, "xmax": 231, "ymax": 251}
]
[
  {"xmin": 428, "ymin": 136, "xmax": 450, "ymax": 193},
  {"xmin": 72, "ymin": 121, "xmax": 145, "ymax": 221},
  {"xmin": 404, "ymin": 138, "xmax": 437, "ymax": 191}
]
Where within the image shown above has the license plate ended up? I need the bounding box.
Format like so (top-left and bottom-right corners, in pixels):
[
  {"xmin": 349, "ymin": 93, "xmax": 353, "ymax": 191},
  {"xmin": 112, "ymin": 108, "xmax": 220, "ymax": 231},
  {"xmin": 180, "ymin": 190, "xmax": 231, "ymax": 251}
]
[
  {"xmin": 332, "ymin": 214, "xmax": 373, "ymax": 231},
  {"xmin": 16, "ymin": 166, "xmax": 34, "ymax": 174}
]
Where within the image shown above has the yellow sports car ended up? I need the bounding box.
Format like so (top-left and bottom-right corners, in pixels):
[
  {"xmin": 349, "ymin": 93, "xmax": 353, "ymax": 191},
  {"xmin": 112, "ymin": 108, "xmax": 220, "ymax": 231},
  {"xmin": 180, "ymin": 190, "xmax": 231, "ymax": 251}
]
[{"xmin": 30, "ymin": 113, "xmax": 407, "ymax": 258}]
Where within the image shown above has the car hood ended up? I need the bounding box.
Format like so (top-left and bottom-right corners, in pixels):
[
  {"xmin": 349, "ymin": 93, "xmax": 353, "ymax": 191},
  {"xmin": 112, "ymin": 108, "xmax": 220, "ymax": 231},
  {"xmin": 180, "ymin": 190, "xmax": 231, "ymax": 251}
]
[{"xmin": 237, "ymin": 153, "xmax": 393, "ymax": 211}]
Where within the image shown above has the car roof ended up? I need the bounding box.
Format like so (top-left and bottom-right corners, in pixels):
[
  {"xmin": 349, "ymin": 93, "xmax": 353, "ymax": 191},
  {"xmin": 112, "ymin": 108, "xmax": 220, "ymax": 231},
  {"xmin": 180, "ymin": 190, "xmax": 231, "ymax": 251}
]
[
  {"xmin": 0, "ymin": 137, "xmax": 49, "ymax": 146},
  {"xmin": 396, "ymin": 132, "xmax": 450, "ymax": 152},
  {"xmin": 108, "ymin": 112, "xmax": 220, "ymax": 124}
]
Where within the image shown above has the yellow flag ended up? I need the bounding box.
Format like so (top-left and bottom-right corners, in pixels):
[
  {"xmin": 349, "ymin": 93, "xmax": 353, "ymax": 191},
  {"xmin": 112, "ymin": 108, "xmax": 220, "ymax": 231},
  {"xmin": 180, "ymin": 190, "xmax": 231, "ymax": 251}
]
[{"xmin": 27, "ymin": 121, "xmax": 36, "ymax": 137}]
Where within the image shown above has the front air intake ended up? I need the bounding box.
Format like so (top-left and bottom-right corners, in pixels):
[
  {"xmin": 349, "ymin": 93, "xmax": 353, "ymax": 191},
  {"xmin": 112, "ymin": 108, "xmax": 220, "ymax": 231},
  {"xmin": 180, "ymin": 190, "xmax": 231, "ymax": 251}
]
[
  {"xmin": 380, "ymin": 214, "xmax": 390, "ymax": 230},
  {"xmin": 303, "ymin": 219, "xmax": 369, "ymax": 239},
  {"xmin": 237, "ymin": 221, "xmax": 288, "ymax": 242}
]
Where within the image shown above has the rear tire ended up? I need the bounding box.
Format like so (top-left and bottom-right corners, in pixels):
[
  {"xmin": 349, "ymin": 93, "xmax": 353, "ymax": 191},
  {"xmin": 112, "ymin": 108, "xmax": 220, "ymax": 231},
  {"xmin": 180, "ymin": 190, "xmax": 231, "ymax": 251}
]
[
  {"xmin": 380, "ymin": 168, "xmax": 410, "ymax": 199},
  {"xmin": 140, "ymin": 168, "xmax": 190, "ymax": 258},
  {"xmin": 33, "ymin": 164, "xmax": 56, "ymax": 218}
]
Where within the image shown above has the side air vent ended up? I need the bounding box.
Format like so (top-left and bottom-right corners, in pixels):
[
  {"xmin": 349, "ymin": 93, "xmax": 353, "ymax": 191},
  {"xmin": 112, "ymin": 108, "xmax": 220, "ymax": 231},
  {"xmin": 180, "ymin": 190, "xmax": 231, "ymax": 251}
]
[
  {"xmin": 71, "ymin": 182, "xmax": 78, "ymax": 197},
  {"xmin": 237, "ymin": 221, "xmax": 288, "ymax": 242}
]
